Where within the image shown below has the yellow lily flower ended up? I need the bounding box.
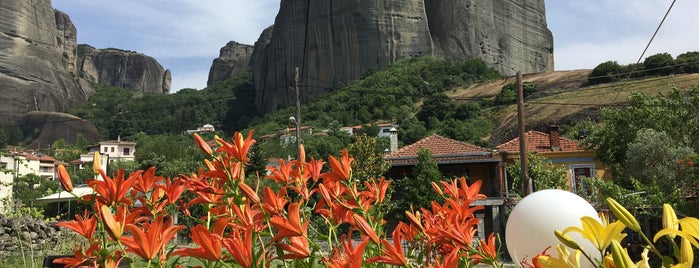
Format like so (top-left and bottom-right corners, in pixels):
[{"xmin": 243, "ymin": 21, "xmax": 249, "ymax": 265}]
[
  {"xmin": 655, "ymin": 217, "xmax": 699, "ymax": 249},
  {"xmin": 680, "ymin": 237, "xmax": 693, "ymax": 266},
  {"xmin": 536, "ymin": 244, "xmax": 581, "ymax": 268},
  {"xmin": 564, "ymin": 216, "xmax": 627, "ymax": 252},
  {"xmin": 663, "ymin": 204, "xmax": 679, "ymax": 239},
  {"xmin": 635, "ymin": 248, "xmax": 650, "ymax": 268}
]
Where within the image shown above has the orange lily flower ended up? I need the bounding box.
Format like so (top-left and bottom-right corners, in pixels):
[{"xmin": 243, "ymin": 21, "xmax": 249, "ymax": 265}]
[
  {"xmin": 433, "ymin": 247, "xmax": 462, "ymax": 268},
  {"xmin": 57, "ymin": 164, "xmax": 73, "ymax": 192},
  {"xmin": 266, "ymin": 158, "xmax": 294, "ymax": 183},
  {"xmin": 323, "ymin": 235, "xmax": 368, "ymax": 268},
  {"xmin": 270, "ymin": 202, "xmax": 308, "ymax": 241},
  {"xmin": 174, "ymin": 217, "xmax": 229, "ymax": 260},
  {"xmin": 471, "ymin": 233, "xmax": 498, "ymax": 264},
  {"xmin": 163, "ymin": 177, "xmax": 187, "ymax": 205},
  {"xmin": 120, "ymin": 215, "xmax": 185, "ymax": 261},
  {"xmin": 56, "ymin": 209, "xmax": 97, "ymax": 240},
  {"xmin": 279, "ymin": 235, "xmax": 311, "ymax": 259},
  {"xmin": 439, "ymin": 177, "xmax": 486, "ymax": 202},
  {"xmin": 261, "ymin": 186, "xmax": 288, "ymax": 216},
  {"xmin": 217, "ymin": 130, "xmax": 255, "ymax": 163},
  {"xmin": 322, "ymin": 149, "xmax": 353, "ymax": 182},
  {"xmin": 230, "ymin": 200, "xmax": 266, "ymax": 233},
  {"xmin": 52, "ymin": 244, "xmax": 100, "ymax": 268},
  {"xmin": 352, "ymin": 214, "xmax": 380, "ymax": 244},
  {"xmin": 367, "ymin": 225, "xmax": 409, "ymax": 266},
  {"xmin": 362, "ymin": 177, "xmax": 391, "ymax": 204},
  {"xmin": 314, "ymin": 194, "xmax": 354, "ymax": 226},
  {"xmin": 130, "ymin": 167, "xmax": 165, "ymax": 196},
  {"xmin": 222, "ymin": 227, "xmax": 254, "ymax": 268},
  {"xmin": 306, "ymin": 157, "xmax": 325, "ymax": 182},
  {"xmin": 88, "ymin": 169, "xmax": 137, "ymax": 206},
  {"xmin": 193, "ymin": 132, "xmax": 213, "ymax": 155}
]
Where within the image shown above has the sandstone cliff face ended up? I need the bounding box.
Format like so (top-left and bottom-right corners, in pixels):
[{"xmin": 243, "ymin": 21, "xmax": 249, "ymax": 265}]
[
  {"xmin": 223, "ymin": 0, "xmax": 553, "ymax": 113},
  {"xmin": 207, "ymin": 41, "xmax": 254, "ymax": 86},
  {"xmin": 252, "ymin": 0, "xmax": 434, "ymax": 113},
  {"xmin": 425, "ymin": 0, "xmax": 553, "ymax": 75},
  {"xmin": 17, "ymin": 111, "xmax": 102, "ymax": 149},
  {"xmin": 78, "ymin": 45, "xmax": 171, "ymax": 94},
  {"xmin": 0, "ymin": 0, "xmax": 92, "ymax": 123}
]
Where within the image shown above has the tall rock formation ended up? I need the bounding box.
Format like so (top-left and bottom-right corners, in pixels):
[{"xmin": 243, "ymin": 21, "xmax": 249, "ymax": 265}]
[
  {"xmin": 77, "ymin": 45, "xmax": 171, "ymax": 94},
  {"xmin": 207, "ymin": 41, "xmax": 253, "ymax": 86},
  {"xmin": 252, "ymin": 0, "xmax": 435, "ymax": 113},
  {"xmin": 0, "ymin": 0, "xmax": 93, "ymax": 123},
  {"xmin": 0, "ymin": 0, "xmax": 173, "ymax": 124},
  {"xmin": 210, "ymin": 0, "xmax": 554, "ymax": 113},
  {"xmin": 425, "ymin": 0, "xmax": 553, "ymax": 75}
]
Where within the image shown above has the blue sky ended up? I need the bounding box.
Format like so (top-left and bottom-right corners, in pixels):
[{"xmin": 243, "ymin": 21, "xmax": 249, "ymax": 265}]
[{"xmin": 52, "ymin": 0, "xmax": 699, "ymax": 92}]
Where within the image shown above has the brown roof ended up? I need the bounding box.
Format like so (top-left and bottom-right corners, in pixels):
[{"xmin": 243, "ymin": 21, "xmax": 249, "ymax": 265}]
[
  {"xmin": 496, "ymin": 130, "xmax": 582, "ymax": 153},
  {"xmin": 387, "ymin": 134, "xmax": 498, "ymax": 166}
]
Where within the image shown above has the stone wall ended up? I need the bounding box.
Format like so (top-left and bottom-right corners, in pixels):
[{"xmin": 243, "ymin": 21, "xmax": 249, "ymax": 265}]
[{"xmin": 0, "ymin": 214, "xmax": 70, "ymax": 258}]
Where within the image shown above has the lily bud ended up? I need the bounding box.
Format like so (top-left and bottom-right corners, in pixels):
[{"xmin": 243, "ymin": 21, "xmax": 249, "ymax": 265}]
[
  {"xmin": 57, "ymin": 164, "xmax": 73, "ymax": 192},
  {"xmin": 193, "ymin": 133, "xmax": 212, "ymax": 155},
  {"xmin": 555, "ymin": 230, "xmax": 581, "ymax": 250},
  {"xmin": 662, "ymin": 204, "xmax": 679, "ymax": 239},
  {"xmin": 611, "ymin": 239, "xmax": 634, "ymax": 268},
  {"xmin": 299, "ymin": 144, "xmax": 306, "ymax": 164},
  {"xmin": 92, "ymin": 151, "xmax": 101, "ymax": 175},
  {"xmin": 607, "ymin": 197, "xmax": 641, "ymax": 232}
]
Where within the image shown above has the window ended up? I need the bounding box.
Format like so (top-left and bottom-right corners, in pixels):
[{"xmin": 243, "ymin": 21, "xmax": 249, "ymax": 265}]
[
  {"xmin": 570, "ymin": 165, "xmax": 594, "ymax": 195},
  {"xmin": 111, "ymin": 147, "xmax": 115, "ymax": 153},
  {"xmin": 123, "ymin": 147, "xmax": 130, "ymax": 156},
  {"xmin": 104, "ymin": 147, "xmax": 108, "ymax": 152}
]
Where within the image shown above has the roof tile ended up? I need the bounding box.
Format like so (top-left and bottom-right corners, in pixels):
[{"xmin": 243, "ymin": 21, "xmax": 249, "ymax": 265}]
[{"xmin": 496, "ymin": 130, "xmax": 582, "ymax": 152}]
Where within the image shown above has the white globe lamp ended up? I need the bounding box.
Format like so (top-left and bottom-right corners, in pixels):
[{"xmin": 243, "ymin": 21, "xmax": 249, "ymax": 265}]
[{"xmin": 505, "ymin": 189, "xmax": 601, "ymax": 267}]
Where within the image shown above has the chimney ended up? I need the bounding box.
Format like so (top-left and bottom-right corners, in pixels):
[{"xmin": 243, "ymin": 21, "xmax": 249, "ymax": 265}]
[
  {"xmin": 549, "ymin": 125, "xmax": 561, "ymax": 151},
  {"xmin": 389, "ymin": 127, "xmax": 398, "ymax": 153}
]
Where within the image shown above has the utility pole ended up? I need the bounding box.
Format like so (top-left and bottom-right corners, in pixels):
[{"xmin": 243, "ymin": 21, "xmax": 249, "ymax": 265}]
[
  {"xmin": 516, "ymin": 71, "xmax": 532, "ymax": 195},
  {"xmin": 294, "ymin": 67, "xmax": 302, "ymax": 160}
]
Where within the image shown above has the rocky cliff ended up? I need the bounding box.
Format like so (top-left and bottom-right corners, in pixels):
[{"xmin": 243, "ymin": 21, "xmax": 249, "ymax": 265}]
[
  {"xmin": 0, "ymin": 0, "xmax": 172, "ymax": 124},
  {"xmin": 77, "ymin": 45, "xmax": 171, "ymax": 94},
  {"xmin": 207, "ymin": 41, "xmax": 253, "ymax": 86},
  {"xmin": 0, "ymin": 0, "xmax": 93, "ymax": 123},
  {"xmin": 425, "ymin": 0, "xmax": 553, "ymax": 75},
  {"xmin": 214, "ymin": 0, "xmax": 553, "ymax": 113}
]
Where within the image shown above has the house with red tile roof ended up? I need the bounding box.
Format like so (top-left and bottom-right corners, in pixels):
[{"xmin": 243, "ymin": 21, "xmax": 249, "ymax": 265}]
[
  {"xmin": 386, "ymin": 134, "xmax": 503, "ymax": 196},
  {"xmin": 495, "ymin": 125, "xmax": 611, "ymax": 195},
  {"xmin": 385, "ymin": 134, "xmax": 505, "ymax": 239}
]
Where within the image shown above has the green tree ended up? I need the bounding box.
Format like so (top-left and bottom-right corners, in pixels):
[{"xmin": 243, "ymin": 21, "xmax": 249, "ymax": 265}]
[
  {"xmin": 493, "ymin": 82, "xmax": 537, "ymax": 105},
  {"xmin": 507, "ymin": 153, "xmax": 568, "ymax": 198},
  {"xmin": 397, "ymin": 117, "xmax": 427, "ymax": 145},
  {"xmin": 348, "ymin": 134, "xmax": 391, "ymax": 181},
  {"xmin": 675, "ymin": 51, "xmax": 699, "ymax": 74},
  {"xmin": 133, "ymin": 133, "xmax": 207, "ymax": 177},
  {"xmin": 625, "ymin": 128, "xmax": 694, "ymax": 194},
  {"xmin": 587, "ymin": 61, "xmax": 622, "ymax": 85},
  {"xmin": 417, "ymin": 93, "xmax": 454, "ymax": 124},
  {"xmin": 12, "ymin": 173, "xmax": 59, "ymax": 210},
  {"xmin": 643, "ymin": 52, "xmax": 674, "ymax": 76},
  {"xmin": 392, "ymin": 149, "xmax": 445, "ymax": 221},
  {"xmin": 583, "ymin": 86, "xmax": 699, "ymax": 214}
]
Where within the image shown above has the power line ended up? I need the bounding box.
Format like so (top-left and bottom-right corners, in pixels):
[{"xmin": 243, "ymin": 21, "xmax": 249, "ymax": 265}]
[{"xmin": 611, "ymin": 0, "xmax": 677, "ymax": 103}]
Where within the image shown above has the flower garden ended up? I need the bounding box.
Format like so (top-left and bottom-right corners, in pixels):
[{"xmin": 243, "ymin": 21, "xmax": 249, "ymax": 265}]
[{"xmin": 48, "ymin": 130, "xmax": 699, "ymax": 268}]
